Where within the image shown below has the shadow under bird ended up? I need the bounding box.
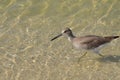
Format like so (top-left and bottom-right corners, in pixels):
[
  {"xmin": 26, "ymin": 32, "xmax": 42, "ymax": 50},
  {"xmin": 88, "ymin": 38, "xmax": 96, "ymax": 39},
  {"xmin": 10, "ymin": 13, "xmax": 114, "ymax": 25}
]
[{"xmin": 51, "ymin": 28, "xmax": 119, "ymax": 58}]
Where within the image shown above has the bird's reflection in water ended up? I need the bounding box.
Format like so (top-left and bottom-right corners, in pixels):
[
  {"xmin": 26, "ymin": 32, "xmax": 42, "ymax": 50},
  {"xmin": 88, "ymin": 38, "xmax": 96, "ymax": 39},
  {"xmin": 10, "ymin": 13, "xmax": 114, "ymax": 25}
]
[{"xmin": 97, "ymin": 55, "xmax": 120, "ymax": 62}]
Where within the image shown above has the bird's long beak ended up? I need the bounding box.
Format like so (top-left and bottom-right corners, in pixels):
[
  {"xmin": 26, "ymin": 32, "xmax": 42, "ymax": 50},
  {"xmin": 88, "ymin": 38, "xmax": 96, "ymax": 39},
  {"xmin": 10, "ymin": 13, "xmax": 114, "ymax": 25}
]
[{"xmin": 51, "ymin": 33, "xmax": 62, "ymax": 41}]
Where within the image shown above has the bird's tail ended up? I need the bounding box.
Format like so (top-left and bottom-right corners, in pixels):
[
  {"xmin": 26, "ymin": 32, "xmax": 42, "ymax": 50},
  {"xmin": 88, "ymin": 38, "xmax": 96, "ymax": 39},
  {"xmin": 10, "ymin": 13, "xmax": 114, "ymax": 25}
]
[{"xmin": 104, "ymin": 36, "xmax": 119, "ymax": 42}]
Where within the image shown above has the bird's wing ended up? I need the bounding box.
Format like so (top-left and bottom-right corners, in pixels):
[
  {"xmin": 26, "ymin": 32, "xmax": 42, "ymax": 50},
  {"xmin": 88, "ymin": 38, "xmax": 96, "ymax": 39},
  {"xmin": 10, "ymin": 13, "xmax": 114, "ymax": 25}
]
[
  {"xmin": 86, "ymin": 37, "xmax": 109, "ymax": 49},
  {"xmin": 79, "ymin": 35, "xmax": 102, "ymax": 44},
  {"xmin": 79, "ymin": 36, "xmax": 108, "ymax": 49}
]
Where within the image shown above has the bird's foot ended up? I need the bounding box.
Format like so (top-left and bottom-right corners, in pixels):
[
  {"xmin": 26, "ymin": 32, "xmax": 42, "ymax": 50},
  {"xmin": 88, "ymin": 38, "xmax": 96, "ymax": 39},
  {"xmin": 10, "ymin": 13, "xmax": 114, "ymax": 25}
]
[{"xmin": 98, "ymin": 54, "xmax": 104, "ymax": 58}]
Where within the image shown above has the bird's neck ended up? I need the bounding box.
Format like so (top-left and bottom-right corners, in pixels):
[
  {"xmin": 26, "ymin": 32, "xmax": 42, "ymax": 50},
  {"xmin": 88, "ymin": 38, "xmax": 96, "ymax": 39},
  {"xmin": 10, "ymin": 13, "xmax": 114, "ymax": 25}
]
[{"xmin": 67, "ymin": 33, "xmax": 75, "ymax": 41}]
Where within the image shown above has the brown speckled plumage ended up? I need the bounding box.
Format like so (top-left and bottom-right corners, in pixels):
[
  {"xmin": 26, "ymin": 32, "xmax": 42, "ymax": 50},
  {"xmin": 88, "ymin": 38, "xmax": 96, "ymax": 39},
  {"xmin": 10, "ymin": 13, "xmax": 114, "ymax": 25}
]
[{"xmin": 51, "ymin": 28, "xmax": 119, "ymax": 57}]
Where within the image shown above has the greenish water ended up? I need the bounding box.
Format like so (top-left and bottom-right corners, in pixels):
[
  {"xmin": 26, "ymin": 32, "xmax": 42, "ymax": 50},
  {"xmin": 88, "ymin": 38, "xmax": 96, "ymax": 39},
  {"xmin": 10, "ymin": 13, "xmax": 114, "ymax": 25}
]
[{"xmin": 0, "ymin": 0, "xmax": 120, "ymax": 80}]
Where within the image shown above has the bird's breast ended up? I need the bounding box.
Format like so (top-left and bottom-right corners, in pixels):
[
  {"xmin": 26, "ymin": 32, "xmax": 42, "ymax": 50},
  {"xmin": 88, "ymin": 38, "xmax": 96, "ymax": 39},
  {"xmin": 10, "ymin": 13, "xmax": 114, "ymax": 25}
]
[{"xmin": 72, "ymin": 41, "xmax": 88, "ymax": 49}]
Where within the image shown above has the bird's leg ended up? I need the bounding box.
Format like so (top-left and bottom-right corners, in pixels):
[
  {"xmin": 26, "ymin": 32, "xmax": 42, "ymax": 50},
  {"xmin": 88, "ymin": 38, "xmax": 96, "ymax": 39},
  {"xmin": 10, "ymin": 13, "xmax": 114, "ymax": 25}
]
[
  {"xmin": 78, "ymin": 52, "xmax": 87, "ymax": 61},
  {"xmin": 93, "ymin": 49, "xmax": 104, "ymax": 57},
  {"xmin": 81, "ymin": 52, "xmax": 87, "ymax": 58},
  {"xmin": 98, "ymin": 53, "xmax": 104, "ymax": 57}
]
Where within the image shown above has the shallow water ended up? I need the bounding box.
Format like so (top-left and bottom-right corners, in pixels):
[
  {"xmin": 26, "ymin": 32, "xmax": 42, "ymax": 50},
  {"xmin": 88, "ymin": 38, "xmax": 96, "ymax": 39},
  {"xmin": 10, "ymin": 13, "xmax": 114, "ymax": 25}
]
[{"xmin": 0, "ymin": 0, "xmax": 120, "ymax": 80}]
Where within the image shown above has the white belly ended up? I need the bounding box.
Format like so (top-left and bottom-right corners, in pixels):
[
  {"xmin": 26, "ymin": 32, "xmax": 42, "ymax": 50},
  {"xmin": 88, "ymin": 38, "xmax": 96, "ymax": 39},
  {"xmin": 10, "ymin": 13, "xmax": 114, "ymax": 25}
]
[{"xmin": 73, "ymin": 43, "xmax": 87, "ymax": 50}]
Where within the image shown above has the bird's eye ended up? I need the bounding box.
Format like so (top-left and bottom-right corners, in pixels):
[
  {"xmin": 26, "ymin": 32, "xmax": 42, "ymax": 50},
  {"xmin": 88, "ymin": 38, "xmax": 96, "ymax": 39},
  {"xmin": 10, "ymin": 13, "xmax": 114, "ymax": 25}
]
[{"xmin": 64, "ymin": 30, "xmax": 68, "ymax": 33}]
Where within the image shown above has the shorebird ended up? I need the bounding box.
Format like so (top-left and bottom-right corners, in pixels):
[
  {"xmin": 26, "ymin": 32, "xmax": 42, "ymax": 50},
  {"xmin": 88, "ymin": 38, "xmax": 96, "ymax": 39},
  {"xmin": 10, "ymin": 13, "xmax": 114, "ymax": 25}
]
[{"xmin": 51, "ymin": 28, "xmax": 119, "ymax": 58}]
